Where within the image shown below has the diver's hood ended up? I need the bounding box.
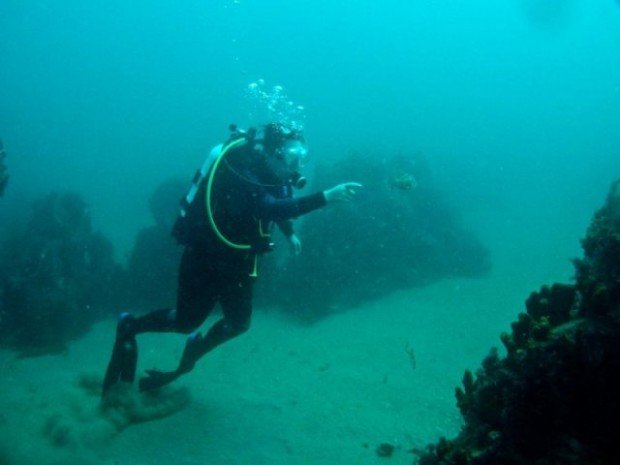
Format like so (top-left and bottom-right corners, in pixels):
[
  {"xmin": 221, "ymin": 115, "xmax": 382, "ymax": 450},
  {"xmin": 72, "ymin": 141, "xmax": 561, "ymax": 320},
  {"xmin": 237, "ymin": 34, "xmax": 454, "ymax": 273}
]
[{"xmin": 228, "ymin": 123, "xmax": 308, "ymax": 189}]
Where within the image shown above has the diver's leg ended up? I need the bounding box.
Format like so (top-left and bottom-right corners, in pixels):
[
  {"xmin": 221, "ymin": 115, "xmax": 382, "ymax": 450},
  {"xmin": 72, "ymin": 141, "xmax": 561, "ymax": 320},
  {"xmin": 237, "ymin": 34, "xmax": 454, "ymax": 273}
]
[
  {"xmin": 139, "ymin": 272, "xmax": 253, "ymax": 391},
  {"xmin": 169, "ymin": 248, "xmax": 219, "ymax": 334},
  {"xmin": 131, "ymin": 246, "xmax": 214, "ymax": 334},
  {"xmin": 102, "ymin": 247, "xmax": 208, "ymax": 396},
  {"xmin": 171, "ymin": 274, "xmax": 253, "ymax": 377},
  {"xmin": 138, "ymin": 247, "xmax": 219, "ymax": 391},
  {"xmin": 176, "ymin": 275, "xmax": 253, "ymax": 374},
  {"xmin": 102, "ymin": 307, "xmax": 182, "ymax": 397}
]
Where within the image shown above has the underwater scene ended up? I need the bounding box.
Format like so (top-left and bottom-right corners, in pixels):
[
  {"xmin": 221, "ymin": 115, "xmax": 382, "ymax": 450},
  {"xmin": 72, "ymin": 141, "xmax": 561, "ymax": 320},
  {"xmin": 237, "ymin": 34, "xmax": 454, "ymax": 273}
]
[{"xmin": 1, "ymin": 1, "xmax": 619, "ymax": 464}]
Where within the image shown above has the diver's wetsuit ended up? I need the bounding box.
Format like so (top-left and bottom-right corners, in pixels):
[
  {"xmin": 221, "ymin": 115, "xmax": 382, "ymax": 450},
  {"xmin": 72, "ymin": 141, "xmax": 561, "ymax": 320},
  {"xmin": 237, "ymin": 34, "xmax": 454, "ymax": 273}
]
[{"xmin": 102, "ymin": 138, "xmax": 326, "ymax": 395}]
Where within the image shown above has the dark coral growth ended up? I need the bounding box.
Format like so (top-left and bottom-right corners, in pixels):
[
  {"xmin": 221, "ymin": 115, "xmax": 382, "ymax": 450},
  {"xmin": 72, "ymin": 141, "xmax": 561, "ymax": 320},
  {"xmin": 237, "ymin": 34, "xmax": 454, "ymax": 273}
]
[
  {"xmin": 0, "ymin": 139, "xmax": 8, "ymax": 197},
  {"xmin": 417, "ymin": 180, "xmax": 620, "ymax": 465},
  {"xmin": 574, "ymin": 180, "xmax": 620, "ymax": 319},
  {"xmin": 0, "ymin": 192, "xmax": 125, "ymax": 355},
  {"xmin": 258, "ymin": 152, "xmax": 490, "ymax": 322}
]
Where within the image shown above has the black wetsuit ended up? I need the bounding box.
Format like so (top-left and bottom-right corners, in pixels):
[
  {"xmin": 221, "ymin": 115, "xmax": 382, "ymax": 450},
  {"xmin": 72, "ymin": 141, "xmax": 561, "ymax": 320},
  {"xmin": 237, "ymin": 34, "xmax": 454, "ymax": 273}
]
[{"xmin": 103, "ymin": 138, "xmax": 326, "ymax": 395}]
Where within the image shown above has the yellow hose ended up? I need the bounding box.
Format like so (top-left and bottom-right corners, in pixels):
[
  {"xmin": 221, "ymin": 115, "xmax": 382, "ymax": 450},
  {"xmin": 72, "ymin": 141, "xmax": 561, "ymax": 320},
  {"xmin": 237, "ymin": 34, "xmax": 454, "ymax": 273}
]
[{"xmin": 205, "ymin": 137, "xmax": 251, "ymax": 250}]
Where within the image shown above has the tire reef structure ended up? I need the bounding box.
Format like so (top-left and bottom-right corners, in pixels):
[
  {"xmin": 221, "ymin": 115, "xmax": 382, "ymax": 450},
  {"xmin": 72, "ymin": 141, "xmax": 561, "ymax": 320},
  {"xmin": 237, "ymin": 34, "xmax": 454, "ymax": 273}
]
[{"xmin": 417, "ymin": 180, "xmax": 620, "ymax": 465}]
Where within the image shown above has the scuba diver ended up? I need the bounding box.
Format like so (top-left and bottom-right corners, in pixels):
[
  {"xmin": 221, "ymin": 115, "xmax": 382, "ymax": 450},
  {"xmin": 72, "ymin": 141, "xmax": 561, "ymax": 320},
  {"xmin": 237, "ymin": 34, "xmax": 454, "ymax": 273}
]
[
  {"xmin": 0, "ymin": 139, "xmax": 8, "ymax": 197},
  {"xmin": 102, "ymin": 123, "xmax": 362, "ymax": 396}
]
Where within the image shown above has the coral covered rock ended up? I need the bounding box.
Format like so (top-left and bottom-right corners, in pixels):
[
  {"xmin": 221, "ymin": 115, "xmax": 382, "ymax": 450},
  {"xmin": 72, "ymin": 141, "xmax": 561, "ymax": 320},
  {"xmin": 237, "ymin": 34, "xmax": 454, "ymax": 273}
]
[
  {"xmin": 0, "ymin": 192, "xmax": 125, "ymax": 355},
  {"xmin": 417, "ymin": 180, "xmax": 620, "ymax": 465},
  {"xmin": 125, "ymin": 178, "xmax": 185, "ymax": 311}
]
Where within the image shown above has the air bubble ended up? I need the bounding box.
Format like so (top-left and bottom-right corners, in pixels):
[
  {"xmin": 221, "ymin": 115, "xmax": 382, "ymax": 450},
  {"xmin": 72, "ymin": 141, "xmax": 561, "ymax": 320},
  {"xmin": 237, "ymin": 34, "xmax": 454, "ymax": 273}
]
[{"xmin": 243, "ymin": 80, "xmax": 306, "ymax": 131}]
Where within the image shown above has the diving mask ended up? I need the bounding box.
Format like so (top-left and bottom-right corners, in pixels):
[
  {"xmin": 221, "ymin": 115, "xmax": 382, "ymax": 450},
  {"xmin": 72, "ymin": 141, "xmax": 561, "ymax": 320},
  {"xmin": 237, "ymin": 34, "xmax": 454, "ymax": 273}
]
[
  {"xmin": 279, "ymin": 140, "xmax": 308, "ymax": 189},
  {"xmin": 278, "ymin": 139, "xmax": 308, "ymax": 169}
]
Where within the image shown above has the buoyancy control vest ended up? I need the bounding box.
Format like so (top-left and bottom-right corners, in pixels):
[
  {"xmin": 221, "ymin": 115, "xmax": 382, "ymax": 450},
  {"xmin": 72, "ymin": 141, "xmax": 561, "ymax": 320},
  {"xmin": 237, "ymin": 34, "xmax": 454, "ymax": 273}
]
[{"xmin": 171, "ymin": 130, "xmax": 274, "ymax": 263}]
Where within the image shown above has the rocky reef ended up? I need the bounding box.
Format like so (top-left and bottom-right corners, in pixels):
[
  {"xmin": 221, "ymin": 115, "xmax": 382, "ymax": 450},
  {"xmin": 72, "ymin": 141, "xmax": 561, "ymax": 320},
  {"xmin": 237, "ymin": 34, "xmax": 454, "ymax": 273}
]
[
  {"xmin": 0, "ymin": 178, "xmax": 185, "ymax": 357},
  {"xmin": 0, "ymin": 192, "xmax": 125, "ymax": 355},
  {"xmin": 416, "ymin": 180, "xmax": 620, "ymax": 465},
  {"xmin": 258, "ymin": 151, "xmax": 490, "ymax": 322},
  {"xmin": 125, "ymin": 178, "xmax": 184, "ymax": 311}
]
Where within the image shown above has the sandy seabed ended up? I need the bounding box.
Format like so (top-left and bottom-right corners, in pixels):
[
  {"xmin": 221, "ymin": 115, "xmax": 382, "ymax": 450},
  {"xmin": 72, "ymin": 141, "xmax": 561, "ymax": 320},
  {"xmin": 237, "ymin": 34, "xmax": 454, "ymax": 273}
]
[{"xmin": 0, "ymin": 215, "xmax": 580, "ymax": 465}]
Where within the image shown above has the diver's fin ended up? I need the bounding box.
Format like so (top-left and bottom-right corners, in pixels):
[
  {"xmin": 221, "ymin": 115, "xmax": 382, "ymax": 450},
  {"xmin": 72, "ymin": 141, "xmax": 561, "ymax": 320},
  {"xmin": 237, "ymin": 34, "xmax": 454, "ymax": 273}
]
[
  {"xmin": 102, "ymin": 313, "xmax": 138, "ymax": 397},
  {"xmin": 138, "ymin": 369, "xmax": 180, "ymax": 392}
]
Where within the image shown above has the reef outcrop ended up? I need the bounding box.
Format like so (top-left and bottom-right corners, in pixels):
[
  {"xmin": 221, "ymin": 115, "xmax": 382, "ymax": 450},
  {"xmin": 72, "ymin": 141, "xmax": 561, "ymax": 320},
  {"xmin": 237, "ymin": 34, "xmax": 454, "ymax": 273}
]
[
  {"xmin": 125, "ymin": 179, "xmax": 184, "ymax": 311},
  {"xmin": 258, "ymin": 151, "xmax": 490, "ymax": 322},
  {"xmin": 0, "ymin": 192, "xmax": 125, "ymax": 355},
  {"xmin": 416, "ymin": 180, "xmax": 620, "ymax": 465}
]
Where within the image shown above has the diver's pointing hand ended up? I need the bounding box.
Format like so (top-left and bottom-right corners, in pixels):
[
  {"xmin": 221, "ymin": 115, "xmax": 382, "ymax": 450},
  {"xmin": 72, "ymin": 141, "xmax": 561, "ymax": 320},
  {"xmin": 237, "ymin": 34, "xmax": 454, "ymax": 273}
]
[{"xmin": 323, "ymin": 182, "xmax": 363, "ymax": 204}]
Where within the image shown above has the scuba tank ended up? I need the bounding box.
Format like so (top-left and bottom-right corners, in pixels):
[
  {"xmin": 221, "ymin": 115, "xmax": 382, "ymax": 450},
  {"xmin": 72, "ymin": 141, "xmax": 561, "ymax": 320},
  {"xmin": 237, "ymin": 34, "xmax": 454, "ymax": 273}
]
[
  {"xmin": 171, "ymin": 143, "xmax": 223, "ymax": 245},
  {"xmin": 171, "ymin": 124, "xmax": 251, "ymax": 246}
]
